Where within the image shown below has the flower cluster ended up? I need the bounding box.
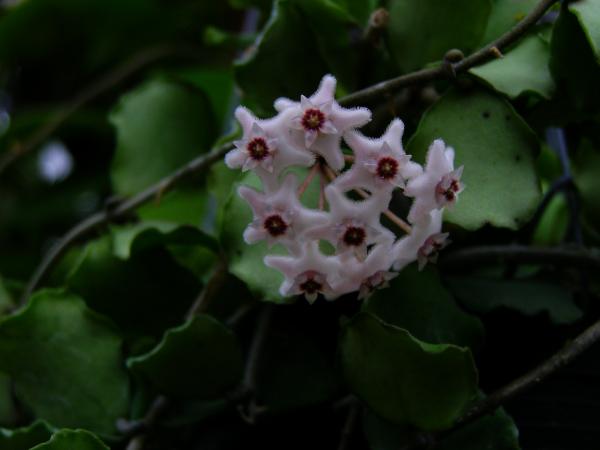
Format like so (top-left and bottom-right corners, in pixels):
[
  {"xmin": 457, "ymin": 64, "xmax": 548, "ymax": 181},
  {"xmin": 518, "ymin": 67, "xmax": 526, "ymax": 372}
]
[{"xmin": 225, "ymin": 75, "xmax": 464, "ymax": 303}]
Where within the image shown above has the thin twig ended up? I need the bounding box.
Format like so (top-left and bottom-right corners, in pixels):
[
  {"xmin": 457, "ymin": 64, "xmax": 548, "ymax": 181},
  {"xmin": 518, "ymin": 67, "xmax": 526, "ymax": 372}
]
[
  {"xmin": 185, "ymin": 255, "xmax": 228, "ymax": 321},
  {"xmin": 297, "ymin": 163, "xmax": 319, "ymax": 197},
  {"xmin": 339, "ymin": 0, "xmax": 558, "ymax": 106},
  {"xmin": 321, "ymin": 163, "xmax": 412, "ymax": 234},
  {"xmin": 238, "ymin": 305, "xmax": 274, "ymax": 424},
  {"xmin": 439, "ymin": 245, "xmax": 600, "ymax": 272},
  {"xmin": 20, "ymin": 142, "xmax": 231, "ymax": 305},
  {"xmin": 337, "ymin": 402, "xmax": 361, "ymax": 450},
  {"xmin": 0, "ymin": 44, "xmax": 202, "ymax": 177}
]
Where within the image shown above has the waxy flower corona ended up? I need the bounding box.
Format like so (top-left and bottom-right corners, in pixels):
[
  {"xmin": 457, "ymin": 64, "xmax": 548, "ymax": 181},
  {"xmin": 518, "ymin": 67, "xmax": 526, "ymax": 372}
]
[{"xmin": 225, "ymin": 75, "xmax": 464, "ymax": 303}]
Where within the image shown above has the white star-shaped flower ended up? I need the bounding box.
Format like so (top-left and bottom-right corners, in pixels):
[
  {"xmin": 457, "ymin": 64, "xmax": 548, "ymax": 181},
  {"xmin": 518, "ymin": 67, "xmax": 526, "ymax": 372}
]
[
  {"xmin": 226, "ymin": 106, "xmax": 314, "ymax": 191},
  {"xmin": 274, "ymin": 75, "xmax": 371, "ymax": 171},
  {"xmin": 307, "ymin": 184, "xmax": 394, "ymax": 259},
  {"xmin": 336, "ymin": 119, "xmax": 423, "ymax": 193},
  {"xmin": 392, "ymin": 209, "xmax": 450, "ymax": 271},
  {"xmin": 238, "ymin": 173, "xmax": 328, "ymax": 255},
  {"xmin": 404, "ymin": 139, "xmax": 464, "ymax": 224},
  {"xmin": 264, "ymin": 241, "xmax": 342, "ymax": 303},
  {"xmin": 332, "ymin": 243, "xmax": 397, "ymax": 300}
]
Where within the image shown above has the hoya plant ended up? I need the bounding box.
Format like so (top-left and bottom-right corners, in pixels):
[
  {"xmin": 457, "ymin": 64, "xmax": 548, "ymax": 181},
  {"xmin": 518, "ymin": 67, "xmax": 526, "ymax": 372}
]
[{"xmin": 0, "ymin": 0, "xmax": 599, "ymax": 449}]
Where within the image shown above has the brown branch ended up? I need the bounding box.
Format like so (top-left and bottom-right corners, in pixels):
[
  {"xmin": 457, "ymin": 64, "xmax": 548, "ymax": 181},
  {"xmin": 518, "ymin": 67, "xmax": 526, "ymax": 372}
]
[
  {"xmin": 0, "ymin": 44, "xmax": 202, "ymax": 177},
  {"xmin": 400, "ymin": 315, "xmax": 600, "ymax": 449},
  {"xmin": 20, "ymin": 142, "xmax": 231, "ymax": 305},
  {"xmin": 339, "ymin": 0, "xmax": 558, "ymax": 106},
  {"xmin": 337, "ymin": 402, "xmax": 361, "ymax": 450}
]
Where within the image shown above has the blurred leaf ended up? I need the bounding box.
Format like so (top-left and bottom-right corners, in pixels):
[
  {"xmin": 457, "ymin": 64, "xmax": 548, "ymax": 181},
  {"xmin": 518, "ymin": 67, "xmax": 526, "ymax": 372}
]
[
  {"xmin": 331, "ymin": 0, "xmax": 378, "ymax": 25},
  {"xmin": 66, "ymin": 236, "xmax": 200, "ymax": 337},
  {"xmin": 0, "ymin": 290, "xmax": 129, "ymax": 436},
  {"xmin": 0, "ymin": 278, "xmax": 13, "ymax": 315},
  {"xmin": 549, "ymin": 5, "xmax": 600, "ymax": 117},
  {"xmin": 568, "ymin": 0, "xmax": 600, "ymax": 58},
  {"xmin": 110, "ymin": 79, "xmax": 217, "ymax": 195},
  {"xmin": 364, "ymin": 405, "xmax": 520, "ymax": 450},
  {"xmin": 340, "ymin": 313, "xmax": 478, "ymax": 431},
  {"xmin": 128, "ymin": 315, "xmax": 243, "ymax": 398},
  {"xmin": 31, "ymin": 429, "xmax": 108, "ymax": 450},
  {"xmin": 0, "ymin": 421, "xmax": 53, "ymax": 450},
  {"xmin": 481, "ymin": 0, "xmax": 539, "ymax": 44},
  {"xmin": 364, "ymin": 266, "xmax": 484, "ymax": 351},
  {"xmin": 531, "ymin": 192, "xmax": 568, "ymax": 246},
  {"xmin": 446, "ymin": 277, "xmax": 582, "ymax": 325},
  {"xmin": 111, "ymin": 221, "xmax": 218, "ymax": 259},
  {"xmin": 0, "ymin": 372, "xmax": 16, "ymax": 426},
  {"xmin": 574, "ymin": 139, "xmax": 600, "ymax": 231},
  {"xmin": 137, "ymin": 190, "xmax": 213, "ymax": 229},
  {"xmin": 408, "ymin": 88, "xmax": 541, "ymax": 230},
  {"xmin": 387, "ymin": 0, "xmax": 492, "ymax": 72},
  {"xmin": 471, "ymin": 33, "xmax": 555, "ymax": 99},
  {"xmin": 235, "ymin": 0, "xmax": 360, "ymax": 115},
  {"xmin": 255, "ymin": 306, "xmax": 341, "ymax": 412}
]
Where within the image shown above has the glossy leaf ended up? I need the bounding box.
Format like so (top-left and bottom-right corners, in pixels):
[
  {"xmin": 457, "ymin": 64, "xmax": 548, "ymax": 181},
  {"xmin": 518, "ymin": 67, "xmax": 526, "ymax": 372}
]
[
  {"xmin": 471, "ymin": 33, "xmax": 555, "ymax": 99},
  {"xmin": 235, "ymin": 0, "xmax": 359, "ymax": 115},
  {"xmin": 408, "ymin": 88, "xmax": 541, "ymax": 230},
  {"xmin": 111, "ymin": 221, "xmax": 218, "ymax": 260},
  {"xmin": 364, "ymin": 266, "xmax": 484, "ymax": 351},
  {"xmin": 110, "ymin": 79, "xmax": 217, "ymax": 195},
  {"xmin": 340, "ymin": 313, "xmax": 478, "ymax": 430},
  {"xmin": 0, "ymin": 290, "xmax": 129, "ymax": 435},
  {"xmin": 388, "ymin": 0, "xmax": 492, "ymax": 71},
  {"xmin": 128, "ymin": 315, "xmax": 243, "ymax": 398},
  {"xmin": 0, "ymin": 421, "xmax": 53, "ymax": 450},
  {"xmin": 31, "ymin": 429, "xmax": 108, "ymax": 450},
  {"xmin": 0, "ymin": 372, "xmax": 16, "ymax": 426},
  {"xmin": 481, "ymin": 0, "xmax": 539, "ymax": 44},
  {"xmin": 364, "ymin": 406, "xmax": 520, "ymax": 450},
  {"xmin": 446, "ymin": 277, "xmax": 582, "ymax": 325},
  {"xmin": 66, "ymin": 236, "xmax": 200, "ymax": 337}
]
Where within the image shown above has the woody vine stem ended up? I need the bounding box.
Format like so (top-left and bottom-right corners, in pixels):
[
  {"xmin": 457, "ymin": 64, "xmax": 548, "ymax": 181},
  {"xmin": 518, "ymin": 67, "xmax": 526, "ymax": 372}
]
[{"xmin": 14, "ymin": 0, "xmax": 600, "ymax": 448}]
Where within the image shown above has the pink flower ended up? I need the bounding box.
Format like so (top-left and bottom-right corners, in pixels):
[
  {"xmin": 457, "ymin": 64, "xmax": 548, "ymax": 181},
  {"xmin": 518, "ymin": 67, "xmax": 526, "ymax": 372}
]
[
  {"xmin": 275, "ymin": 75, "xmax": 371, "ymax": 171},
  {"xmin": 306, "ymin": 184, "xmax": 394, "ymax": 259},
  {"xmin": 238, "ymin": 174, "xmax": 328, "ymax": 254},
  {"xmin": 264, "ymin": 242, "xmax": 342, "ymax": 303},
  {"xmin": 337, "ymin": 119, "xmax": 422, "ymax": 193},
  {"xmin": 226, "ymin": 106, "xmax": 314, "ymax": 190},
  {"xmin": 404, "ymin": 139, "xmax": 464, "ymax": 224},
  {"xmin": 392, "ymin": 210, "xmax": 450, "ymax": 271}
]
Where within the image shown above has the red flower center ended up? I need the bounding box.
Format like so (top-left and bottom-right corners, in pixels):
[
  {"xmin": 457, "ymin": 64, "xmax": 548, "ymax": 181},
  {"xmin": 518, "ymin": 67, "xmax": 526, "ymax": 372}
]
[
  {"xmin": 343, "ymin": 226, "xmax": 366, "ymax": 246},
  {"xmin": 247, "ymin": 137, "xmax": 270, "ymax": 161},
  {"xmin": 376, "ymin": 157, "xmax": 399, "ymax": 180},
  {"xmin": 299, "ymin": 277, "xmax": 323, "ymax": 295},
  {"xmin": 436, "ymin": 178, "xmax": 460, "ymax": 202},
  {"xmin": 301, "ymin": 108, "xmax": 325, "ymax": 131},
  {"xmin": 263, "ymin": 214, "xmax": 288, "ymax": 237}
]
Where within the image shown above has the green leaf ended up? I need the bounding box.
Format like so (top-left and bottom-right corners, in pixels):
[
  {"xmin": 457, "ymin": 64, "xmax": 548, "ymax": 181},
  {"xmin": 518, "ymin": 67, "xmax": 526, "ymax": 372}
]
[
  {"xmin": 0, "ymin": 421, "xmax": 53, "ymax": 450},
  {"xmin": 364, "ymin": 266, "xmax": 484, "ymax": 351},
  {"xmin": 111, "ymin": 221, "xmax": 218, "ymax": 260},
  {"xmin": 387, "ymin": 0, "xmax": 492, "ymax": 72},
  {"xmin": 255, "ymin": 306, "xmax": 341, "ymax": 412},
  {"xmin": 31, "ymin": 429, "xmax": 108, "ymax": 450},
  {"xmin": 66, "ymin": 236, "xmax": 200, "ymax": 337},
  {"xmin": 568, "ymin": 0, "xmax": 600, "ymax": 58},
  {"xmin": 364, "ymin": 406, "xmax": 520, "ymax": 450},
  {"xmin": 446, "ymin": 277, "xmax": 582, "ymax": 325},
  {"xmin": 0, "ymin": 290, "xmax": 129, "ymax": 436},
  {"xmin": 480, "ymin": 0, "xmax": 539, "ymax": 44},
  {"xmin": 549, "ymin": 5, "xmax": 600, "ymax": 117},
  {"xmin": 137, "ymin": 189, "xmax": 213, "ymax": 229},
  {"xmin": 471, "ymin": 33, "xmax": 555, "ymax": 99},
  {"xmin": 574, "ymin": 139, "xmax": 600, "ymax": 231},
  {"xmin": 408, "ymin": 88, "xmax": 541, "ymax": 230},
  {"xmin": 127, "ymin": 315, "xmax": 243, "ymax": 398},
  {"xmin": 235, "ymin": 0, "xmax": 359, "ymax": 115},
  {"xmin": 0, "ymin": 372, "xmax": 16, "ymax": 427},
  {"xmin": 340, "ymin": 313, "xmax": 478, "ymax": 431},
  {"xmin": 110, "ymin": 79, "xmax": 217, "ymax": 195},
  {"xmin": 0, "ymin": 278, "xmax": 13, "ymax": 315}
]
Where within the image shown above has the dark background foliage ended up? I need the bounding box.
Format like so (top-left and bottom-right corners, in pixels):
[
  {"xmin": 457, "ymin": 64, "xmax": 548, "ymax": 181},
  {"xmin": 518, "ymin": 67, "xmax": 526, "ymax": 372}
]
[{"xmin": 1, "ymin": 0, "xmax": 599, "ymax": 449}]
